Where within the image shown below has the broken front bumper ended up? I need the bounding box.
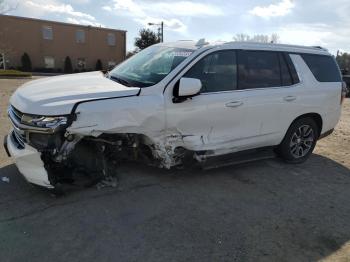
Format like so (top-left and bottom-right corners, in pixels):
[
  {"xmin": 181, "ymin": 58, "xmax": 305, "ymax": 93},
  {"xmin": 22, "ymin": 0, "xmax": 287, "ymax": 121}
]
[{"xmin": 4, "ymin": 130, "xmax": 53, "ymax": 188}]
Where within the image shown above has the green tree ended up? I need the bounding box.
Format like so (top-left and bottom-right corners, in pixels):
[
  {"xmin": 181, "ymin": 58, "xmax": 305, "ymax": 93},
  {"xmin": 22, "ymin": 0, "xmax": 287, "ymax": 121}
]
[
  {"xmin": 336, "ymin": 51, "xmax": 350, "ymax": 73},
  {"xmin": 95, "ymin": 59, "xmax": 103, "ymax": 71},
  {"xmin": 64, "ymin": 56, "xmax": 73, "ymax": 73},
  {"xmin": 134, "ymin": 29, "xmax": 160, "ymax": 50},
  {"xmin": 21, "ymin": 52, "xmax": 32, "ymax": 71}
]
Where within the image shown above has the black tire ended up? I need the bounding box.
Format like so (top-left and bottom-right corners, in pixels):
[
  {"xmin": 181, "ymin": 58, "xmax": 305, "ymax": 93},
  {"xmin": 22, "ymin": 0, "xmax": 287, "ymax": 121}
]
[{"xmin": 278, "ymin": 118, "xmax": 319, "ymax": 164}]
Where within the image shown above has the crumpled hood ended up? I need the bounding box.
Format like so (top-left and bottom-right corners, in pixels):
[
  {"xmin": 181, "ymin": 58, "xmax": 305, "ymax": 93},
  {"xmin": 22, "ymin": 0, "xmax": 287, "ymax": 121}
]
[{"xmin": 10, "ymin": 71, "xmax": 140, "ymax": 115}]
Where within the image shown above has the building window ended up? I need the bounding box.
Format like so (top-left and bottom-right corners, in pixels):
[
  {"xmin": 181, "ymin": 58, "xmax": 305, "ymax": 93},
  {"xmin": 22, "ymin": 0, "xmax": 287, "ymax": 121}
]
[
  {"xmin": 44, "ymin": 56, "xmax": 55, "ymax": 68},
  {"xmin": 76, "ymin": 30, "xmax": 85, "ymax": 43},
  {"xmin": 107, "ymin": 33, "xmax": 116, "ymax": 46},
  {"xmin": 42, "ymin": 26, "xmax": 53, "ymax": 40},
  {"xmin": 108, "ymin": 61, "xmax": 116, "ymax": 70},
  {"xmin": 77, "ymin": 58, "xmax": 86, "ymax": 69}
]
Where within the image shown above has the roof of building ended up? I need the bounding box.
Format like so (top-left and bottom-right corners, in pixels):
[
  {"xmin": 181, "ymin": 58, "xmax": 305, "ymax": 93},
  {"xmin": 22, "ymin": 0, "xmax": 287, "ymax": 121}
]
[
  {"xmin": 160, "ymin": 40, "xmax": 331, "ymax": 56},
  {"xmin": 0, "ymin": 14, "xmax": 127, "ymax": 33}
]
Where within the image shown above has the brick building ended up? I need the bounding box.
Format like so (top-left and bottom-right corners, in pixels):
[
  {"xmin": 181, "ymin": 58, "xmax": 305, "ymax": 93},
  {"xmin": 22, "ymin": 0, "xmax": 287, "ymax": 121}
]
[{"xmin": 0, "ymin": 15, "xmax": 127, "ymax": 71}]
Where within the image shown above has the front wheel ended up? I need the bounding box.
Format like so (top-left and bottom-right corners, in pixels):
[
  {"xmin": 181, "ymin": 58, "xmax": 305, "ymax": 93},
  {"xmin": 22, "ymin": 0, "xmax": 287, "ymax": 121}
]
[{"xmin": 278, "ymin": 118, "xmax": 319, "ymax": 164}]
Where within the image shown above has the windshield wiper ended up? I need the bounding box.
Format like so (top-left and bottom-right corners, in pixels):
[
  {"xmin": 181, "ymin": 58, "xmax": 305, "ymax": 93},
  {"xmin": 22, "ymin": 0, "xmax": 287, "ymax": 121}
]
[{"xmin": 109, "ymin": 75, "xmax": 132, "ymax": 87}]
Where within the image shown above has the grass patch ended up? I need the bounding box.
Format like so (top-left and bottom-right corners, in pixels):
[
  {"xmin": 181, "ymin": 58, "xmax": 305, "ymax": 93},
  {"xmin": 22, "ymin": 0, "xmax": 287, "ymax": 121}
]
[{"xmin": 0, "ymin": 70, "xmax": 32, "ymax": 77}]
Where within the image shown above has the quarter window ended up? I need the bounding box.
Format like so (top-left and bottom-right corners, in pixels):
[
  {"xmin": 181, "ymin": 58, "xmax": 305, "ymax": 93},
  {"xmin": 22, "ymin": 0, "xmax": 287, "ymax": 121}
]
[
  {"xmin": 42, "ymin": 26, "xmax": 53, "ymax": 40},
  {"xmin": 284, "ymin": 53, "xmax": 300, "ymax": 84},
  {"xmin": 238, "ymin": 51, "xmax": 281, "ymax": 89},
  {"xmin": 107, "ymin": 33, "xmax": 116, "ymax": 46},
  {"xmin": 76, "ymin": 30, "xmax": 85, "ymax": 43},
  {"xmin": 301, "ymin": 54, "xmax": 342, "ymax": 82},
  {"xmin": 279, "ymin": 53, "xmax": 293, "ymax": 86},
  {"xmin": 184, "ymin": 50, "xmax": 237, "ymax": 93}
]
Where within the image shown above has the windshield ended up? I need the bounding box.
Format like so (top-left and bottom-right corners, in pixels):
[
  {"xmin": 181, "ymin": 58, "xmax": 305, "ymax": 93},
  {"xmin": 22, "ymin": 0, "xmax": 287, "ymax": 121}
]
[{"xmin": 109, "ymin": 45, "xmax": 194, "ymax": 87}]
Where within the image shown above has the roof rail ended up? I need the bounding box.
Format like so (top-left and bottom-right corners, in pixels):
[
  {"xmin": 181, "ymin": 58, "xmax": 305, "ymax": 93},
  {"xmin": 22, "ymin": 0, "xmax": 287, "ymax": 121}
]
[{"xmin": 311, "ymin": 46, "xmax": 328, "ymax": 51}]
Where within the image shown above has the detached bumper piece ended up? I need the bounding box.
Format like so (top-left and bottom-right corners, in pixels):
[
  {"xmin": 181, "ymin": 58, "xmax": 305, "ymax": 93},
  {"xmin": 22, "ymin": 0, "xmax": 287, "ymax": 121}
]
[{"xmin": 6, "ymin": 131, "xmax": 54, "ymax": 189}]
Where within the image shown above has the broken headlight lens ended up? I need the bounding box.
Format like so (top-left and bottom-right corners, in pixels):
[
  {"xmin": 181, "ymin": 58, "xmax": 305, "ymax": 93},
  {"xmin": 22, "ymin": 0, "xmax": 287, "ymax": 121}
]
[{"xmin": 21, "ymin": 115, "xmax": 68, "ymax": 128}]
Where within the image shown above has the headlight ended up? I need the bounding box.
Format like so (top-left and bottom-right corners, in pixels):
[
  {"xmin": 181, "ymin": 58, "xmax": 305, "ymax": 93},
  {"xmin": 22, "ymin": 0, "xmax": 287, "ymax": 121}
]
[{"xmin": 21, "ymin": 115, "xmax": 68, "ymax": 128}]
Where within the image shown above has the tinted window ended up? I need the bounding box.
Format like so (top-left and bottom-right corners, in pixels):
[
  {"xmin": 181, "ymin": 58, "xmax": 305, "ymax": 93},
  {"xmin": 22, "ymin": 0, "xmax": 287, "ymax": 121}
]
[
  {"xmin": 301, "ymin": 54, "xmax": 342, "ymax": 82},
  {"xmin": 238, "ymin": 51, "xmax": 281, "ymax": 89},
  {"xmin": 184, "ymin": 51, "xmax": 237, "ymax": 92},
  {"xmin": 279, "ymin": 53, "xmax": 293, "ymax": 86},
  {"xmin": 284, "ymin": 53, "xmax": 300, "ymax": 84}
]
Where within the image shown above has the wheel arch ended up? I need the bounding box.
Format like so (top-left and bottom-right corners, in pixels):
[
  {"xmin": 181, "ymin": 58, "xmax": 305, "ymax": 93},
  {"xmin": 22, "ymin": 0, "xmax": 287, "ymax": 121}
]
[{"xmin": 290, "ymin": 113, "xmax": 323, "ymax": 138}]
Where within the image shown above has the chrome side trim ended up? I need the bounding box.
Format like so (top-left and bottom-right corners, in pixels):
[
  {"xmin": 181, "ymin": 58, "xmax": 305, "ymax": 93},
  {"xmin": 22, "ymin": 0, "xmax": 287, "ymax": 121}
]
[{"xmin": 11, "ymin": 130, "xmax": 25, "ymax": 149}]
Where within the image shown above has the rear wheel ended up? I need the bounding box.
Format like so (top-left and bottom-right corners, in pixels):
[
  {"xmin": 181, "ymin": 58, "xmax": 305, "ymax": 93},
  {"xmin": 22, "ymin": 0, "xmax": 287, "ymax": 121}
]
[{"xmin": 278, "ymin": 118, "xmax": 319, "ymax": 163}]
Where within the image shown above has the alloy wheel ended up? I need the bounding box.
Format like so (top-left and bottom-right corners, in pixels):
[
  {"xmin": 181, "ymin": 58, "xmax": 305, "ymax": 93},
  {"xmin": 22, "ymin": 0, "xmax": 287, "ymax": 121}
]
[{"xmin": 289, "ymin": 124, "xmax": 315, "ymax": 158}]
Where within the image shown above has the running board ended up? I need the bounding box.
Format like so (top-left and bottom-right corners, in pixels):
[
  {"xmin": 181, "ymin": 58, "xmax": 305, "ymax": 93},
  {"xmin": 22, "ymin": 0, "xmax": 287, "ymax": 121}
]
[{"xmin": 200, "ymin": 147, "xmax": 277, "ymax": 170}]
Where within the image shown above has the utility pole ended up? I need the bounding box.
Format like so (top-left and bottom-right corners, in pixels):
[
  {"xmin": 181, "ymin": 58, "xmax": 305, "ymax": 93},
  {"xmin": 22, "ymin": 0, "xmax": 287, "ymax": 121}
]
[{"xmin": 148, "ymin": 22, "xmax": 164, "ymax": 43}]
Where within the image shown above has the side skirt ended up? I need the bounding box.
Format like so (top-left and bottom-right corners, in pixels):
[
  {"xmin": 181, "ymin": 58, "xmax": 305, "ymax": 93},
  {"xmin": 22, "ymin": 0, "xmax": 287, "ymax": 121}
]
[{"xmin": 199, "ymin": 147, "xmax": 277, "ymax": 170}]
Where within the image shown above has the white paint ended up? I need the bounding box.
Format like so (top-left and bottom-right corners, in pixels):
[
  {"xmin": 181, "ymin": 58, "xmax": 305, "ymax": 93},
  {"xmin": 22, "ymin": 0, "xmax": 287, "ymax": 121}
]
[
  {"xmin": 10, "ymin": 71, "xmax": 140, "ymax": 115},
  {"xmin": 178, "ymin": 78, "xmax": 202, "ymax": 97},
  {"xmin": 6, "ymin": 41, "xmax": 343, "ymax": 188},
  {"xmin": 6, "ymin": 132, "xmax": 53, "ymax": 188}
]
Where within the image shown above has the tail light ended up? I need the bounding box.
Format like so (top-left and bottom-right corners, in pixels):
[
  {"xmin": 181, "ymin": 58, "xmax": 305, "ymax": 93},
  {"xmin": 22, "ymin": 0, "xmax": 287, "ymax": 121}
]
[{"xmin": 341, "ymin": 81, "xmax": 347, "ymax": 104}]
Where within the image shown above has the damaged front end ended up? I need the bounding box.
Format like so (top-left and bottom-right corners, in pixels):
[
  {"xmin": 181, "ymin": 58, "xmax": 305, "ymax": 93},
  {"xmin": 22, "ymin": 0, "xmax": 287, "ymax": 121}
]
[
  {"xmin": 7, "ymin": 105, "xmax": 176, "ymax": 191},
  {"xmin": 7, "ymin": 105, "xmax": 122, "ymax": 190}
]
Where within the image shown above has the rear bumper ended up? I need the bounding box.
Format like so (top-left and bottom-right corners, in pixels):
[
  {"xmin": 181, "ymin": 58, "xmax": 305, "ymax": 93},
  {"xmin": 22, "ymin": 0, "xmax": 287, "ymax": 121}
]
[{"xmin": 5, "ymin": 130, "xmax": 53, "ymax": 188}]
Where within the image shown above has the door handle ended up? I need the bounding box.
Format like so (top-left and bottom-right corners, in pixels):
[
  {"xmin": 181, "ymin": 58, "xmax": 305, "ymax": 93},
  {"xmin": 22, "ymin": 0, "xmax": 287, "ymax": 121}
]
[
  {"xmin": 225, "ymin": 101, "xmax": 243, "ymax": 108},
  {"xmin": 284, "ymin": 96, "xmax": 297, "ymax": 102}
]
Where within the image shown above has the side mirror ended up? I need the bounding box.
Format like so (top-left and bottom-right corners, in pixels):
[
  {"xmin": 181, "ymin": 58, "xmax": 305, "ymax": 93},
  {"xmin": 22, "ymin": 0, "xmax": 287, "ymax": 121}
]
[{"xmin": 173, "ymin": 77, "xmax": 202, "ymax": 103}]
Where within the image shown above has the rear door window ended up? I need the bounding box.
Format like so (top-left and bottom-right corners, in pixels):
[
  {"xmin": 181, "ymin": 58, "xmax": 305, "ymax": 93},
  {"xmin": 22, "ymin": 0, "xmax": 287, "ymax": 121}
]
[
  {"xmin": 238, "ymin": 51, "xmax": 281, "ymax": 89},
  {"xmin": 301, "ymin": 54, "xmax": 342, "ymax": 82}
]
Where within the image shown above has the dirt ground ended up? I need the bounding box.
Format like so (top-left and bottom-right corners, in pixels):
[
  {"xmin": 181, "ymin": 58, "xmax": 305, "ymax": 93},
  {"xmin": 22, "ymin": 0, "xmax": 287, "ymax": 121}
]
[{"xmin": 0, "ymin": 78, "xmax": 350, "ymax": 262}]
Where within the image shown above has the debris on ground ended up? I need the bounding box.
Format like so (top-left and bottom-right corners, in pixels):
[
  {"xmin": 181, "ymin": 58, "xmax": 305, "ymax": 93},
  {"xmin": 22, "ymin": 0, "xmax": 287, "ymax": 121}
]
[
  {"xmin": 1, "ymin": 176, "xmax": 10, "ymax": 183},
  {"xmin": 96, "ymin": 176, "xmax": 118, "ymax": 190}
]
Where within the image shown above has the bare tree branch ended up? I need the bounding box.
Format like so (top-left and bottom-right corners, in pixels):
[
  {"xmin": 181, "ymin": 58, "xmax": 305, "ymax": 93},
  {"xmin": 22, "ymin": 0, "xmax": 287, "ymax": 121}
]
[{"xmin": 233, "ymin": 33, "xmax": 280, "ymax": 44}]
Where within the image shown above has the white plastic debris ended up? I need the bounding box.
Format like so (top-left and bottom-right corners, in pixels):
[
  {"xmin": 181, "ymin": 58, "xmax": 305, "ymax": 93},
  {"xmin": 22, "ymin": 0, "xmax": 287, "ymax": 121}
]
[
  {"xmin": 1, "ymin": 177, "xmax": 10, "ymax": 183},
  {"xmin": 96, "ymin": 176, "xmax": 118, "ymax": 190}
]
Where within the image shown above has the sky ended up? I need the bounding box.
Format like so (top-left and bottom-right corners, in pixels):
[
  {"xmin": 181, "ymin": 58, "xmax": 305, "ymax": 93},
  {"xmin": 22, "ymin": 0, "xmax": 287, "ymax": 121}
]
[{"xmin": 3, "ymin": 0, "xmax": 350, "ymax": 54}]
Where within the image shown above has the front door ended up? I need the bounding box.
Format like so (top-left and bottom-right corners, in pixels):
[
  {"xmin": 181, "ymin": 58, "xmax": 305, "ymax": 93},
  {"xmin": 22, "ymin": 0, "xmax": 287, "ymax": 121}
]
[{"xmin": 164, "ymin": 49, "xmax": 261, "ymax": 152}]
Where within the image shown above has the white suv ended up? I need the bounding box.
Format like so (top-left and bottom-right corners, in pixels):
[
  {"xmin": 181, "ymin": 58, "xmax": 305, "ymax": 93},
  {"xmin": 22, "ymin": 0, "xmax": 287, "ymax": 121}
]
[{"xmin": 4, "ymin": 41, "xmax": 345, "ymax": 189}]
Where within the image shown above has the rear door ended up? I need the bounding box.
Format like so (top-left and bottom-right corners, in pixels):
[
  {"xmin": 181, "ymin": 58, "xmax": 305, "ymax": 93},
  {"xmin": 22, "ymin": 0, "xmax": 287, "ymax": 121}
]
[{"xmin": 231, "ymin": 50, "xmax": 301, "ymax": 148}]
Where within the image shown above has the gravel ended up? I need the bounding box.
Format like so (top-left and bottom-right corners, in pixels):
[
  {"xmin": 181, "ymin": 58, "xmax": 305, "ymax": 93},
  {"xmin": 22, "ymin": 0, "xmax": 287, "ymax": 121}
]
[{"xmin": 0, "ymin": 78, "xmax": 349, "ymax": 262}]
